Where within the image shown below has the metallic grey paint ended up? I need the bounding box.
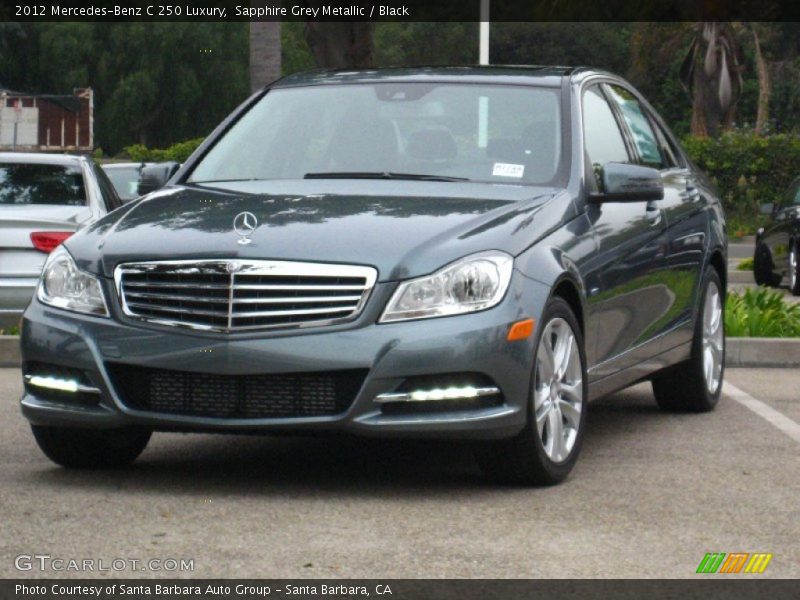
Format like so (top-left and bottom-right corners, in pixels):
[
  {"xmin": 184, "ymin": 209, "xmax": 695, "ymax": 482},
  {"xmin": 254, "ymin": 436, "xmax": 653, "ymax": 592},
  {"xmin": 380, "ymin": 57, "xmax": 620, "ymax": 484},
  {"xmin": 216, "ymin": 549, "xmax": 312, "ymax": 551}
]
[{"xmin": 19, "ymin": 67, "xmax": 727, "ymax": 439}]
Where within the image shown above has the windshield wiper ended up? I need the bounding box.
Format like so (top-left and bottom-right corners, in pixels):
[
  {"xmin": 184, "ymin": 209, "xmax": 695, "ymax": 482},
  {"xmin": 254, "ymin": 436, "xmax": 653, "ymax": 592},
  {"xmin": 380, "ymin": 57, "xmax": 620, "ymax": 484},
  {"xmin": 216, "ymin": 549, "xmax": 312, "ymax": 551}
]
[
  {"xmin": 303, "ymin": 171, "xmax": 469, "ymax": 182},
  {"xmin": 189, "ymin": 178, "xmax": 265, "ymax": 184}
]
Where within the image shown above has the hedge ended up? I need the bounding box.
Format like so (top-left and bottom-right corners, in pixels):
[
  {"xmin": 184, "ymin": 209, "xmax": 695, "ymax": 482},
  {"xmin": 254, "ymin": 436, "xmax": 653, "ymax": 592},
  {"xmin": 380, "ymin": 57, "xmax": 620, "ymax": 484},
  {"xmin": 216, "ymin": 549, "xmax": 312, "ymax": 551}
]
[
  {"xmin": 122, "ymin": 138, "xmax": 205, "ymax": 164},
  {"xmin": 683, "ymin": 132, "xmax": 800, "ymax": 235}
]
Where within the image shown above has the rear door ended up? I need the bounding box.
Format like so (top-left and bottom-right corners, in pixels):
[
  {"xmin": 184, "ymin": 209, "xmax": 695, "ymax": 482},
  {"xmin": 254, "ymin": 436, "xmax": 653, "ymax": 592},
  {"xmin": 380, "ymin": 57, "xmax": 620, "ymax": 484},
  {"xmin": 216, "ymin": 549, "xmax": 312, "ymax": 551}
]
[
  {"xmin": 581, "ymin": 84, "xmax": 669, "ymax": 376},
  {"xmin": 604, "ymin": 84, "xmax": 705, "ymax": 338}
]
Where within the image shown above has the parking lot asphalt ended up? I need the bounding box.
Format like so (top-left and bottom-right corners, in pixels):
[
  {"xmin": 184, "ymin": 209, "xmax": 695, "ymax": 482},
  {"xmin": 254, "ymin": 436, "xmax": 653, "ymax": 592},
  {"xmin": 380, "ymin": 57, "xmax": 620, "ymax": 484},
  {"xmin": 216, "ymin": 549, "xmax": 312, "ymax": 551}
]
[{"xmin": 1, "ymin": 367, "xmax": 798, "ymax": 579}]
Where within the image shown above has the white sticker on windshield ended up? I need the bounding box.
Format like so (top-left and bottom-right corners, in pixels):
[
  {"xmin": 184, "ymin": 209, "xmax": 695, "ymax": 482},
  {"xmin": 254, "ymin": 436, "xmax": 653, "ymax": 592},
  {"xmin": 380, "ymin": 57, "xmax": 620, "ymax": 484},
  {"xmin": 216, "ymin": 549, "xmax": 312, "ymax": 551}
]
[{"xmin": 492, "ymin": 163, "xmax": 525, "ymax": 178}]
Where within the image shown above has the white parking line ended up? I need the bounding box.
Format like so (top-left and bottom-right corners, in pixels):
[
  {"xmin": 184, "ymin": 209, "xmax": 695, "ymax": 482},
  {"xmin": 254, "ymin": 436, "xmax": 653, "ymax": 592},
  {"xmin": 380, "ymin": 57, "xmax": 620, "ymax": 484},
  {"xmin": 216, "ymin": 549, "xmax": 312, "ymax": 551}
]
[{"xmin": 723, "ymin": 381, "xmax": 800, "ymax": 444}]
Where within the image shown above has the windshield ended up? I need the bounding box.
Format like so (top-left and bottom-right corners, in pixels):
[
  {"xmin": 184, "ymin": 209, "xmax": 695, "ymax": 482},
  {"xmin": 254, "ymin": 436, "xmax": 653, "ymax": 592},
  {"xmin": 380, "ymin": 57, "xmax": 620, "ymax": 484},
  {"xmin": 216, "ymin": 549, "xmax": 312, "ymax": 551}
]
[
  {"xmin": 104, "ymin": 166, "xmax": 140, "ymax": 200},
  {"xmin": 0, "ymin": 163, "xmax": 86, "ymax": 206},
  {"xmin": 189, "ymin": 83, "xmax": 562, "ymax": 186}
]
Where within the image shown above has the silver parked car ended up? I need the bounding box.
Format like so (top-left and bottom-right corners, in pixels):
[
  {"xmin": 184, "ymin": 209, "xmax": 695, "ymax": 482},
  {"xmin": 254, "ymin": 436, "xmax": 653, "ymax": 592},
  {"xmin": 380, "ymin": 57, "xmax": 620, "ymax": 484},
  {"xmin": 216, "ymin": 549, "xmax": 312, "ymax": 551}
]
[{"xmin": 0, "ymin": 153, "xmax": 121, "ymax": 329}]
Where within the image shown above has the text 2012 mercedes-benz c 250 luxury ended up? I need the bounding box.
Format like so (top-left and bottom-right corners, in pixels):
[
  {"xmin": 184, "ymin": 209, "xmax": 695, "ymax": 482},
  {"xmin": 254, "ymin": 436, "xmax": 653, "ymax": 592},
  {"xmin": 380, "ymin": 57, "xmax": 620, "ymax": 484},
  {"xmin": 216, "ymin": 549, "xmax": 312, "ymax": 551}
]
[{"xmin": 20, "ymin": 67, "xmax": 726, "ymax": 485}]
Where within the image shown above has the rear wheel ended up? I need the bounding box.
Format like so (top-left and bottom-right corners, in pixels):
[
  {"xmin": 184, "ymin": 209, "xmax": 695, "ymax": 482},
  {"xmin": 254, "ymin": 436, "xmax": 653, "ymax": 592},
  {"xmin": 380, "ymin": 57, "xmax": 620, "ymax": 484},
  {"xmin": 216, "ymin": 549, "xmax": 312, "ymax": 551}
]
[
  {"xmin": 651, "ymin": 269, "xmax": 724, "ymax": 412},
  {"xmin": 475, "ymin": 297, "xmax": 587, "ymax": 485},
  {"xmin": 31, "ymin": 425, "xmax": 151, "ymax": 469},
  {"xmin": 789, "ymin": 242, "xmax": 800, "ymax": 296},
  {"xmin": 754, "ymin": 242, "xmax": 781, "ymax": 287}
]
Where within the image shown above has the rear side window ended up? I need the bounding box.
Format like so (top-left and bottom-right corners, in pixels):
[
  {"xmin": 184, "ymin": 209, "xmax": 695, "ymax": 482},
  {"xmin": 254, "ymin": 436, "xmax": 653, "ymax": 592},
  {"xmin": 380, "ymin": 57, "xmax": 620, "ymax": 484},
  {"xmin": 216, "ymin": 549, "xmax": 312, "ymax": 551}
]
[
  {"xmin": 604, "ymin": 85, "xmax": 665, "ymax": 169},
  {"xmin": 0, "ymin": 163, "xmax": 86, "ymax": 206},
  {"xmin": 582, "ymin": 86, "xmax": 629, "ymax": 168}
]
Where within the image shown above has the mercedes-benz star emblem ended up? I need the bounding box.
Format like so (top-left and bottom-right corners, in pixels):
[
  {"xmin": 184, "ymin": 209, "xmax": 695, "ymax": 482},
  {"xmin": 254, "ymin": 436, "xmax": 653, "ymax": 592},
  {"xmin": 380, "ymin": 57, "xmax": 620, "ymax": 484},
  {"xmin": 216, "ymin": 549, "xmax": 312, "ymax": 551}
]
[{"xmin": 233, "ymin": 211, "xmax": 258, "ymax": 245}]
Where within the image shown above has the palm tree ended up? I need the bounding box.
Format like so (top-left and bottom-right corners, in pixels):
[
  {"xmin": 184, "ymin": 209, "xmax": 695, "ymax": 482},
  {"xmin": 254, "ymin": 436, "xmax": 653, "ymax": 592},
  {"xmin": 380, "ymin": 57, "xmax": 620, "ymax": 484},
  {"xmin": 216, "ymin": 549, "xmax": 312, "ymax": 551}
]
[
  {"xmin": 679, "ymin": 22, "xmax": 744, "ymax": 137},
  {"xmin": 303, "ymin": 22, "xmax": 374, "ymax": 69},
  {"xmin": 249, "ymin": 21, "xmax": 282, "ymax": 93}
]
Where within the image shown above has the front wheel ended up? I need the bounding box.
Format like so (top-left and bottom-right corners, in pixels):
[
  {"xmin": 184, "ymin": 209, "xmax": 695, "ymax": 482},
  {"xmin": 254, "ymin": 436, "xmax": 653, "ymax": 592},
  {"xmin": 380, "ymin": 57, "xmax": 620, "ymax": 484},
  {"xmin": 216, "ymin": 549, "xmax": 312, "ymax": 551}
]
[
  {"xmin": 475, "ymin": 297, "xmax": 587, "ymax": 485},
  {"xmin": 754, "ymin": 242, "xmax": 781, "ymax": 287},
  {"xmin": 789, "ymin": 242, "xmax": 800, "ymax": 296},
  {"xmin": 31, "ymin": 425, "xmax": 151, "ymax": 469},
  {"xmin": 651, "ymin": 268, "xmax": 724, "ymax": 412}
]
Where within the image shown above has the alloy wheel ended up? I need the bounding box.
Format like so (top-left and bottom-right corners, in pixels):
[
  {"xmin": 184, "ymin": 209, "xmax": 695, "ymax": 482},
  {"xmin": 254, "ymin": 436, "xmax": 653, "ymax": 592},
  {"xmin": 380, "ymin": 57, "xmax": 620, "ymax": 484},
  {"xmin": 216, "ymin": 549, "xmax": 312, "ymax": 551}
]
[
  {"xmin": 533, "ymin": 318, "xmax": 583, "ymax": 463},
  {"xmin": 702, "ymin": 281, "xmax": 724, "ymax": 394},
  {"xmin": 790, "ymin": 246, "xmax": 798, "ymax": 291}
]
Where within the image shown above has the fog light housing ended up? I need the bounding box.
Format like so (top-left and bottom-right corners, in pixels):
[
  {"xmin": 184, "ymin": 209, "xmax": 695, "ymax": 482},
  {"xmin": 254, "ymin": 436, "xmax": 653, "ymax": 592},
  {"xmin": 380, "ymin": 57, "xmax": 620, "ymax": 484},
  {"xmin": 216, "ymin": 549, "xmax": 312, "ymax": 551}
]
[
  {"xmin": 23, "ymin": 363, "xmax": 101, "ymax": 405},
  {"xmin": 375, "ymin": 373, "xmax": 503, "ymax": 415}
]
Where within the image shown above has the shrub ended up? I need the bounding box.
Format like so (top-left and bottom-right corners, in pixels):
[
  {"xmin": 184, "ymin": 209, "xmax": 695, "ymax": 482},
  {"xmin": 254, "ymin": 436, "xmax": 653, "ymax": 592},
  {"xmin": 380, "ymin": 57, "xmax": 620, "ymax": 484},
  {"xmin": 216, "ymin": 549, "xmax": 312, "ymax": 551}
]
[
  {"xmin": 122, "ymin": 138, "xmax": 205, "ymax": 164},
  {"xmin": 725, "ymin": 287, "xmax": 800, "ymax": 337},
  {"xmin": 683, "ymin": 132, "xmax": 800, "ymax": 235},
  {"xmin": 737, "ymin": 257, "xmax": 754, "ymax": 271}
]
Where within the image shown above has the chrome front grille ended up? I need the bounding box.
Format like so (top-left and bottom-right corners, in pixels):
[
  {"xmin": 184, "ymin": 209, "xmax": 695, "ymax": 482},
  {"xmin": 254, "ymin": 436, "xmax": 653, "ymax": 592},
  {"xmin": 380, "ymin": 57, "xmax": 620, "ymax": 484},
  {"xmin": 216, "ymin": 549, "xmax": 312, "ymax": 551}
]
[{"xmin": 114, "ymin": 260, "xmax": 378, "ymax": 332}]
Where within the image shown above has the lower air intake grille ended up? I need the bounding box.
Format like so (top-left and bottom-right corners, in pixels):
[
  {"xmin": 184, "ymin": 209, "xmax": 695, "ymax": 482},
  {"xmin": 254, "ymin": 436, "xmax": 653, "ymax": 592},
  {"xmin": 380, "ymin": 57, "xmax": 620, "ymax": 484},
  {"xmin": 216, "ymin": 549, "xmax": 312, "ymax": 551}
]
[{"xmin": 106, "ymin": 363, "xmax": 367, "ymax": 419}]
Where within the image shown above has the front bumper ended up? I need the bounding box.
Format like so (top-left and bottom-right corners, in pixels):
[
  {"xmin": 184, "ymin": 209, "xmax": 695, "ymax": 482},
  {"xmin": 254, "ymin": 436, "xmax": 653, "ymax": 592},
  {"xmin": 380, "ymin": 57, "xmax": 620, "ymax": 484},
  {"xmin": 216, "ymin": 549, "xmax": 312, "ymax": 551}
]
[{"xmin": 19, "ymin": 274, "xmax": 548, "ymax": 440}]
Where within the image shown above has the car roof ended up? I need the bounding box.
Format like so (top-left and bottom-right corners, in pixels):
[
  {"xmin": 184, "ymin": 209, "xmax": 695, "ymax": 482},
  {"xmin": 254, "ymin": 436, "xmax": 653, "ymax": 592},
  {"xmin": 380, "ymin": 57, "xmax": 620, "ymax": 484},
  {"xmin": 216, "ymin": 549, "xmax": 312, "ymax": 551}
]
[
  {"xmin": 272, "ymin": 65, "xmax": 595, "ymax": 89},
  {"xmin": 0, "ymin": 152, "xmax": 86, "ymax": 166}
]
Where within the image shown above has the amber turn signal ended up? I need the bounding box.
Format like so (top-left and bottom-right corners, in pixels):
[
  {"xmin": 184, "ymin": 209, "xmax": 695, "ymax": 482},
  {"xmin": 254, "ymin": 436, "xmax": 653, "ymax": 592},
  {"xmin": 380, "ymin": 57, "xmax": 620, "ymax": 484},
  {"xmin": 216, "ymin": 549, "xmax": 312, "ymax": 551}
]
[{"xmin": 507, "ymin": 318, "xmax": 535, "ymax": 341}]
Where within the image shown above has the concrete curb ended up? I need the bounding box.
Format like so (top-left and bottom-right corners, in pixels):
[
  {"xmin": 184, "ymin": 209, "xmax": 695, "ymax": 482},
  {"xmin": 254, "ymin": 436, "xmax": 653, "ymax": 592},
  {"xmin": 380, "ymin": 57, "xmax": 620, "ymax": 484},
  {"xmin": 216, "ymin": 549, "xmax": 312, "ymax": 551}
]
[
  {"xmin": 726, "ymin": 337, "xmax": 800, "ymax": 368},
  {"xmin": 728, "ymin": 270, "xmax": 754, "ymax": 284},
  {"xmin": 2, "ymin": 335, "xmax": 800, "ymax": 369},
  {"xmin": 0, "ymin": 336, "xmax": 20, "ymax": 368}
]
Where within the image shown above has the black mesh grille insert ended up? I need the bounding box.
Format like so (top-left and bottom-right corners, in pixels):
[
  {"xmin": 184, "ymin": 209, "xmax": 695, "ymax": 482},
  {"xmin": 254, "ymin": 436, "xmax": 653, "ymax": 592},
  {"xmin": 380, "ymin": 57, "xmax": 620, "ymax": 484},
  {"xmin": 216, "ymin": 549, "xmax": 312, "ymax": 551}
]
[{"xmin": 106, "ymin": 363, "xmax": 367, "ymax": 419}]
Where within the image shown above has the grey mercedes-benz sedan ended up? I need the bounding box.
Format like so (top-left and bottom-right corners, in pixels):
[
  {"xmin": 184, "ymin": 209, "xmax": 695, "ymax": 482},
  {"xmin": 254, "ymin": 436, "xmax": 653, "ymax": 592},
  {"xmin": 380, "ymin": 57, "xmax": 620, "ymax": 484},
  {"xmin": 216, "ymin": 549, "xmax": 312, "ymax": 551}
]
[
  {"xmin": 19, "ymin": 67, "xmax": 726, "ymax": 485},
  {"xmin": 1, "ymin": 153, "xmax": 121, "ymax": 330}
]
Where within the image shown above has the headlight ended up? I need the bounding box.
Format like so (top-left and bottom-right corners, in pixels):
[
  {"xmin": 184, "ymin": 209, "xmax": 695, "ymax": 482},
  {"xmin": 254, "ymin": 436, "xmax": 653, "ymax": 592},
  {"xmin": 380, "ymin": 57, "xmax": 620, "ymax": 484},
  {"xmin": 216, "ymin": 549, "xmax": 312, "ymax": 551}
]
[
  {"xmin": 380, "ymin": 251, "xmax": 513, "ymax": 323},
  {"xmin": 37, "ymin": 246, "xmax": 109, "ymax": 317}
]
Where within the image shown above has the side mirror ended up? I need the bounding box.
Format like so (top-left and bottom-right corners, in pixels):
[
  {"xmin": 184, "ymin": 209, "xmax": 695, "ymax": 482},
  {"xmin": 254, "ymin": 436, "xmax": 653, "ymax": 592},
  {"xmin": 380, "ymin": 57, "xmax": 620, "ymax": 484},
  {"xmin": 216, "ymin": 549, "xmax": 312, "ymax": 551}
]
[
  {"xmin": 759, "ymin": 202, "xmax": 775, "ymax": 215},
  {"xmin": 137, "ymin": 162, "xmax": 180, "ymax": 196},
  {"xmin": 590, "ymin": 162, "xmax": 664, "ymax": 203}
]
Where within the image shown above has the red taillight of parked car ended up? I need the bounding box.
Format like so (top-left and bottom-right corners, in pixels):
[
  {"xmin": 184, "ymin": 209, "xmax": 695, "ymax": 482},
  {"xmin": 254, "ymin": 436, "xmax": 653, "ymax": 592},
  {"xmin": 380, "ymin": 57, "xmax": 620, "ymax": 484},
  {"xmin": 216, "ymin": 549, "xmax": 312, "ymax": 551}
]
[{"xmin": 30, "ymin": 231, "xmax": 73, "ymax": 253}]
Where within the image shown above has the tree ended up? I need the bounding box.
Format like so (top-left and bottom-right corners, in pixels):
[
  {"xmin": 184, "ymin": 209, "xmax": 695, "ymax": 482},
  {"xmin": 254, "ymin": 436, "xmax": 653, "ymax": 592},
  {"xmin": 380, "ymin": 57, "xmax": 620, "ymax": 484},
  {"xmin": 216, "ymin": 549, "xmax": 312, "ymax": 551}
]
[
  {"xmin": 679, "ymin": 22, "xmax": 744, "ymax": 138},
  {"xmin": 250, "ymin": 21, "xmax": 282, "ymax": 92},
  {"xmin": 302, "ymin": 22, "xmax": 374, "ymax": 68},
  {"xmin": 750, "ymin": 24, "xmax": 770, "ymax": 135}
]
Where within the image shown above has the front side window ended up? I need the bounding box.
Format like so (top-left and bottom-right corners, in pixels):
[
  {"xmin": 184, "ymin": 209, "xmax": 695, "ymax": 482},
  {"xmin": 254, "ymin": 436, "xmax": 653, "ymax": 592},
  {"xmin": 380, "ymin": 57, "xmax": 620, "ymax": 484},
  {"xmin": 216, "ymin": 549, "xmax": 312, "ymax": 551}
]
[
  {"xmin": 104, "ymin": 166, "xmax": 141, "ymax": 202},
  {"xmin": 582, "ymin": 86, "xmax": 629, "ymax": 168},
  {"xmin": 0, "ymin": 163, "xmax": 86, "ymax": 206},
  {"xmin": 604, "ymin": 85, "xmax": 665, "ymax": 169},
  {"xmin": 93, "ymin": 164, "xmax": 122, "ymax": 210},
  {"xmin": 188, "ymin": 83, "xmax": 563, "ymax": 185}
]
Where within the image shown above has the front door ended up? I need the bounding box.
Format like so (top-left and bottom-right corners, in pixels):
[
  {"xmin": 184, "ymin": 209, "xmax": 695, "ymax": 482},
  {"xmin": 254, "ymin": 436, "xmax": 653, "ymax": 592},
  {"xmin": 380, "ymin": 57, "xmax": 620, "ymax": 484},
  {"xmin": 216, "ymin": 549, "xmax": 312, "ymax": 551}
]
[{"xmin": 580, "ymin": 84, "xmax": 668, "ymax": 378}]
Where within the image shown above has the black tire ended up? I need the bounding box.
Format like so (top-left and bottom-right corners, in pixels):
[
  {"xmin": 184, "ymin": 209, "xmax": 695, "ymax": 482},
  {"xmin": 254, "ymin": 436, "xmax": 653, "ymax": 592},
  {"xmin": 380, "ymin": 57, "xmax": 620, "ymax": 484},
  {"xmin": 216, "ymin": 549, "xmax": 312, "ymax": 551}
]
[
  {"xmin": 651, "ymin": 268, "xmax": 724, "ymax": 412},
  {"xmin": 789, "ymin": 241, "xmax": 800, "ymax": 296},
  {"xmin": 475, "ymin": 297, "xmax": 588, "ymax": 486},
  {"xmin": 31, "ymin": 425, "xmax": 151, "ymax": 469},
  {"xmin": 754, "ymin": 242, "xmax": 781, "ymax": 287}
]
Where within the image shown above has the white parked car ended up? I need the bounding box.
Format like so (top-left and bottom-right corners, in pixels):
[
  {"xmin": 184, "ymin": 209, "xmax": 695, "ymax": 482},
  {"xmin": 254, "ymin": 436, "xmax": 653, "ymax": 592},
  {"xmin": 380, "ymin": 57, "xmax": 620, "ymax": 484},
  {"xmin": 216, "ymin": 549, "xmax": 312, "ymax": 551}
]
[{"xmin": 0, "ymin": 152, "xmax": 121, "ymax": 329}]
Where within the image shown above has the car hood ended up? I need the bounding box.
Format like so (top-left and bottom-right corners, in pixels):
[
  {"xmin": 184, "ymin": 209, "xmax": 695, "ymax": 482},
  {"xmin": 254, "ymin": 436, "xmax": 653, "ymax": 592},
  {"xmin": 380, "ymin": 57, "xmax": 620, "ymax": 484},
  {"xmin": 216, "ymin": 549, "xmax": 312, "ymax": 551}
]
[{"xmin": 67, "ymin": 180, "xmax": 568, "ymax": 281}]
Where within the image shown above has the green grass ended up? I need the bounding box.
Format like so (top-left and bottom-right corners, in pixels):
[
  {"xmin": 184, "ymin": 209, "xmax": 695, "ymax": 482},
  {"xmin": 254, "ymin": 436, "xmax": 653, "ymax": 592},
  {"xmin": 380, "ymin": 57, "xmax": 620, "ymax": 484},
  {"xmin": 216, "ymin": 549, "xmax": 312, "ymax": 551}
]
[
  {"xmin": 0, "ymin": 326, "xmax": 19, "ymax": 335},
  {"xmin": 725, "ymin": 287, "xmax": 800, "ymax": 337},
  {"xmin": 737, "ymin": 257, "xmax": 754, "ymax": 271}
]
